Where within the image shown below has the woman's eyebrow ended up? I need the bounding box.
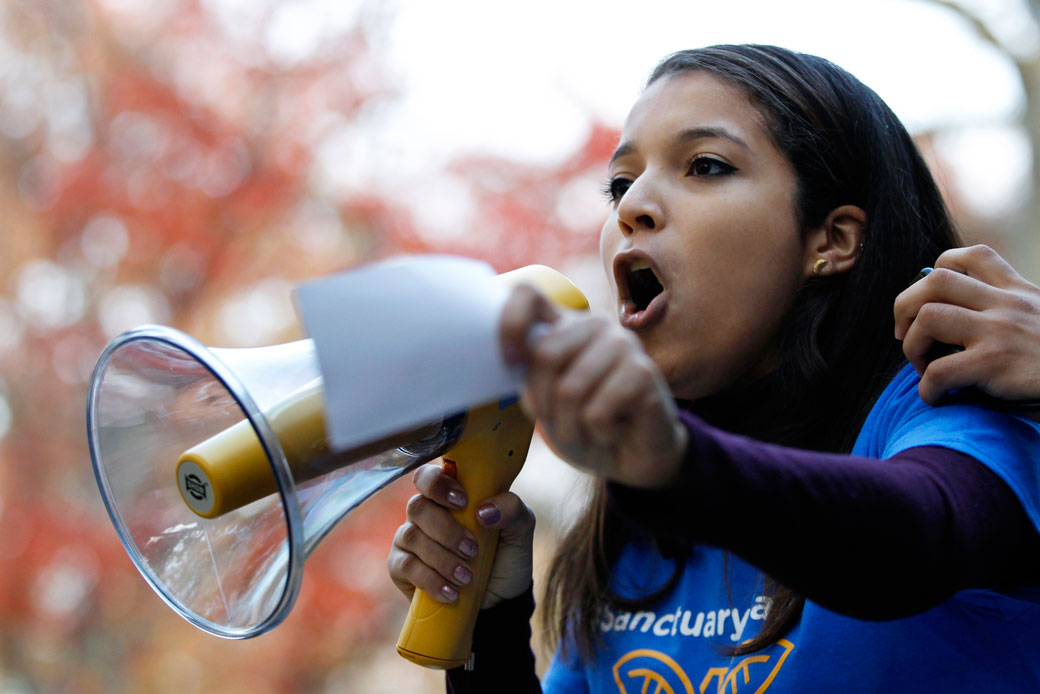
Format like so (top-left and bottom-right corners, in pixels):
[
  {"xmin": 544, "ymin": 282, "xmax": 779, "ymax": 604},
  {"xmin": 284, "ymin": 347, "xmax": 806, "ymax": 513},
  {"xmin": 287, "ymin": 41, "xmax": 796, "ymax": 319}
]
[
  {"xmin": 610, "ymin": 126, "xmax": 751, "ymax": 165},
  {"xmin": 609, "ymin": 141, "xmax": 635, "ymax": 165},
  {"xmin": 675, "ymin": 126, "xmax": 751, "ymax": 151}
]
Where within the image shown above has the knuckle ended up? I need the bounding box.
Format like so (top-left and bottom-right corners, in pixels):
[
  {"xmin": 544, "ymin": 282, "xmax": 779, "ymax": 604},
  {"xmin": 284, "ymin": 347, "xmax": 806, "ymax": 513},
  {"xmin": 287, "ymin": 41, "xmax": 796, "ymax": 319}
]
[
  {"xmin": 396, "ymin": 552, "xmax": 422, "ymax": 580},
  {"xmin": 929, "ymin": 267, "xmax": 958, "ymax": 288},
  {"xmin": 927, "ymin": 357, "xmax": 954, "ymax": 383},
  {"xmin": 915, "ymin": 302, "xmax": 947, "ymax": 326},
  {"xmin": 967, "ymin": 243, "xmax": 996, "ymax": 261},
  {"xmin": 901, "ymin": 334, "xmax": 924, "ymax": 361},
  {"xmin": 516, "ymin": 282, "xmax": 539, "ymax": 300},
  {"xmin": 917, "ymin": 377, "xmax": 941, "ymax": 405},
  {"xmin": 978, "ymin": 312, "xmax": 1008, "ymax": 342},
  {"xmin": 581, "ymin": 406, "xmax": 614, "ymax": 435},
  {"xmin": 506, "ymin": 283, "xmax": 537, "ymax": 308},
  {"xmin": 1009, "ymin": 292, "xmax": 1040, "ymax": 317},
  {"xmin": 405, "ymin": 493, "xmax": 428, "ymax": 517},
  {"xmin": 412, "ymin": 463, "xmax": 437, "ymax": 490},
  {"xmin": 977, "ymin": 343, "xmax": 1002, "ymax": 369},
  {"xmin": 397, "ymin": 521, "xmax": 422, "ymax": 548},
  {"xmin": 893, "ymin": 292, "xmax": 910, "ymax": 319},
  {"xmin": 934, "ymin": 247, "xmax": 957, "ymax": 267},
  {"xmin": 401, "ymin": 553, "xmax": 439, "ymax": 588},
  {"xmin": 556, "ymin": 378, "xmax": 584, "ymax": 406},
  {"xmin": 608, "ymin": 330, "xmax": 635, "ymax": 354},
  {"xmin": 387, "ymin": 549, "xmax": 413, "ymax": 578}
]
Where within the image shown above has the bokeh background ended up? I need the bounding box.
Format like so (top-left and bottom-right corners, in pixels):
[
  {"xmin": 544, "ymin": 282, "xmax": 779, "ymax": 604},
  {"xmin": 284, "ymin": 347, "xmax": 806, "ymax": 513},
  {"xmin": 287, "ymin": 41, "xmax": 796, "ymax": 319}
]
[{"xmin": 1, "ymin": 0, "xmax": 1038, "ymax": 692}]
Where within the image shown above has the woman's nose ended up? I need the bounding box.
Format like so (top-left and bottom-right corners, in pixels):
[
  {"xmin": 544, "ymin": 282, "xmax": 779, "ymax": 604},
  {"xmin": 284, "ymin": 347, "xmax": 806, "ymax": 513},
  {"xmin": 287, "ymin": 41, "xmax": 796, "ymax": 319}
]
[{"xmin": 616, "ymin": 179, "xmax": 662, "ymax": 236}]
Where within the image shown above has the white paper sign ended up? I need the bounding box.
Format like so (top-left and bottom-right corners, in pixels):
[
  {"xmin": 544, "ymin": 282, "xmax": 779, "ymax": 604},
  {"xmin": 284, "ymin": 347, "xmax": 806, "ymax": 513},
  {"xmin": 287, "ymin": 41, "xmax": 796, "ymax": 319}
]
[{"xmin": 294, "ymin": 256, "xmax": 521, "ymax": 452}]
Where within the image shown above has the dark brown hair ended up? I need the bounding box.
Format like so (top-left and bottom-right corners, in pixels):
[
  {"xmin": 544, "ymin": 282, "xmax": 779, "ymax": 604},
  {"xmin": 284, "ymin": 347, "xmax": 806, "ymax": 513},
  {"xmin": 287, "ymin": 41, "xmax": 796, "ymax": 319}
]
[{"xmin": 542, "ymin": 44, "xmax": 961, "ymax": 660}]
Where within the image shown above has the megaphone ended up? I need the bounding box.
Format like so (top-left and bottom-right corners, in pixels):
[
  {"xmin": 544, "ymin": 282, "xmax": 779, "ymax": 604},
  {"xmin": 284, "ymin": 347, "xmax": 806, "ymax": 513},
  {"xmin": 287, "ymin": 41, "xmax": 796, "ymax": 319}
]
[{"xmin": 86, "ymin": 263, "xmax": 587, "ymax": 669}]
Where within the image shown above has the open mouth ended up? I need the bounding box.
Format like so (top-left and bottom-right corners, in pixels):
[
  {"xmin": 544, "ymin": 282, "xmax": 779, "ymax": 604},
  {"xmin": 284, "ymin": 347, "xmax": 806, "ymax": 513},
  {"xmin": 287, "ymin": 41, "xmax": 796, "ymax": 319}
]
[{"xmin": 625, "ymin": 259, "xmax": 664, "ymax": 312}]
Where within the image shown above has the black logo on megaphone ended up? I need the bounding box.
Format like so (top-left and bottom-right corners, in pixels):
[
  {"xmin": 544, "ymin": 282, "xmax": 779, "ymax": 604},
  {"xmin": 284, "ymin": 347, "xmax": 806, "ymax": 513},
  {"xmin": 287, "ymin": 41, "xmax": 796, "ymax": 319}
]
[{"xmin": 184, "ymin": 473, "xmax": 208, "ymax": 501}]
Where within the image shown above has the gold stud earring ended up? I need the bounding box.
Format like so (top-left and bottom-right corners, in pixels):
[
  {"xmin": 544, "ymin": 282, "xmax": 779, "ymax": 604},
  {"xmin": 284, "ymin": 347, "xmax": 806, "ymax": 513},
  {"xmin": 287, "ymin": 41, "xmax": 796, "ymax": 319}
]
[{"xmin": 812, "ymin": 258, "xmax": 828, "ymax": 276}]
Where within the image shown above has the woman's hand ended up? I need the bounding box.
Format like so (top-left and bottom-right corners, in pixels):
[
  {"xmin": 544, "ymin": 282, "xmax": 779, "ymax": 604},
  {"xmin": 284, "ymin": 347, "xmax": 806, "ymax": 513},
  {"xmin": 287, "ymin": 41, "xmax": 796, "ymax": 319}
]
[
  {"xmin": 500, "ymin": 284, "xmax": 688, "ymax": 489},
  {"xmin": 894, "ymin": 244, "xmax": 1040, "ymax": 404},
  {"xmin": 386, "ymin": 462, "xmax": 535, "ymax": 609}
]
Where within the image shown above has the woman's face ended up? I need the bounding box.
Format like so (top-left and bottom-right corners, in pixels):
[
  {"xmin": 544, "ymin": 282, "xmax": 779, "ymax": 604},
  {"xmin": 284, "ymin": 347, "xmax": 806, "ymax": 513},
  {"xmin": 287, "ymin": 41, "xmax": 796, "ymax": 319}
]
[{"xmin": 601, "ymin": 71, "xmax": 814, "ymax": 401}]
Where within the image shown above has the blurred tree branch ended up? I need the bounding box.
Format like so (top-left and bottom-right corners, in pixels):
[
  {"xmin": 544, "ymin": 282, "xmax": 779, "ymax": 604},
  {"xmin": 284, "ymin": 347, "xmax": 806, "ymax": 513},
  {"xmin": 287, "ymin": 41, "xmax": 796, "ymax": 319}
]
[{"xmin": 931, "ymin": 0, "xmax": 1040, "ymax": 278}]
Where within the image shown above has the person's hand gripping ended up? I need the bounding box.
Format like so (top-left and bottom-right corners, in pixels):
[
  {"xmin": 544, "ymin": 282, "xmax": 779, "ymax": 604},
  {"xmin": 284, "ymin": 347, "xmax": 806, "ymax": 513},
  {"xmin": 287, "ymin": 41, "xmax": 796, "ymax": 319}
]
[
  {"xmin": 500, "ymin": 284, "xmax": 688, "ymax": 489},
  {"xmin": 387, "ymin": 459, "xmax": 536, "ymax": 609},
  {"xmin": 895, "ymin": 244, "xmax": 1040, "ymax": 405}
]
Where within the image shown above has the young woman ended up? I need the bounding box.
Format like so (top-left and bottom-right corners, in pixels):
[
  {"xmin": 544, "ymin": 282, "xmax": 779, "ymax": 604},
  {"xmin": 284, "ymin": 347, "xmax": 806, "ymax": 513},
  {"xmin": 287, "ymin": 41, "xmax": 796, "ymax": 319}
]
[{"xmin": 387, "ymin": 45, "xmax": 1040, "ymax": 692}]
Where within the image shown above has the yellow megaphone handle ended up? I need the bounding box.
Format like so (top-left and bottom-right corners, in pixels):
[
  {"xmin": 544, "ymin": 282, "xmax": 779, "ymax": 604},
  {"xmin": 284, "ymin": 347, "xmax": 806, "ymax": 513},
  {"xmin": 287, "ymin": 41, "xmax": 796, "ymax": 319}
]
[
  {"xmin": 395, "ymin": 399, "xmax": 532, "ymax": 668},
  {"xmin": 395, "ymin": 264, "xmax": 589, "ymax": 669}
]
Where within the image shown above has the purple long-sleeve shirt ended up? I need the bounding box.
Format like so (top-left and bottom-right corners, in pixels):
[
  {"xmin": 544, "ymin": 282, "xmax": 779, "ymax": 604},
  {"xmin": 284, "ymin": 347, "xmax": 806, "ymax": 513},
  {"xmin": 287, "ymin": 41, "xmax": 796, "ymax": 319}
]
[{"xmin": 446, "ymin": 411, "xmax": 1040, "ymax": 693}]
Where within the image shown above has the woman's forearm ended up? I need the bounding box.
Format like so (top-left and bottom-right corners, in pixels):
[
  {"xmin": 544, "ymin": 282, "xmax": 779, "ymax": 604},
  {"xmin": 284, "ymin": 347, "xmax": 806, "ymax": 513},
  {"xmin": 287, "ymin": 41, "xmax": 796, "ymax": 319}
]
[{"xmin": 609, "ymin": 411, "xmax": 1040, "ymax": 619}]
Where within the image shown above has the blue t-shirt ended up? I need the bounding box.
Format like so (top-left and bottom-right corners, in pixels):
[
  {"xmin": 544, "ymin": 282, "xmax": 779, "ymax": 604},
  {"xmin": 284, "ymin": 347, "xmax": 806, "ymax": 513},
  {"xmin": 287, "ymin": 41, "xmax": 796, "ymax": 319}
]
[{"xmin": 544, "ymin": 364, "xmax": 1040, "ymax": 693}]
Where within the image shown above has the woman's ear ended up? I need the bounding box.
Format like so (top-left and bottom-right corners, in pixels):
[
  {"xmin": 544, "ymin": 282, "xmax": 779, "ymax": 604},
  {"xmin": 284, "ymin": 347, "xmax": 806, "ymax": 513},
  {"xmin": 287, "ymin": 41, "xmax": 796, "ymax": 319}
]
[{"xmin": 803, "ymin": 205, "xmax": 866, "ymax": 278}]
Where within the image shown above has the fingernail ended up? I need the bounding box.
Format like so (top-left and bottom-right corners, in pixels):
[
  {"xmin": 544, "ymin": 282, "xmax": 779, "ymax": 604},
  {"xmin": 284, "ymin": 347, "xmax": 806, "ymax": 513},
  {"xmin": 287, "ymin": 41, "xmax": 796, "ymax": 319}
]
[
  {"xmin": 458, "ymin": 538, "xmax": 478, "ymax": 558},
  {"xmin": 440, "ymin": 584, "xmax": 459, "ymax": 602},
  {"xmin": 453, "ymin": 565, "xmax": 473, "ymax": 585},
  {"xmin": 914, "ymin": 267, "xmax": 933, "ymax": 282},
  {"xmin": 476, "ymin": 503, "xmax": 501, "ymax": 525},
  {"xmin": 526, "ymin": 322, "xmax": 552, "ymax": 350},
  {"xmin": 447, "ymin": 489, "xmax": 467, "ymax": 508}
]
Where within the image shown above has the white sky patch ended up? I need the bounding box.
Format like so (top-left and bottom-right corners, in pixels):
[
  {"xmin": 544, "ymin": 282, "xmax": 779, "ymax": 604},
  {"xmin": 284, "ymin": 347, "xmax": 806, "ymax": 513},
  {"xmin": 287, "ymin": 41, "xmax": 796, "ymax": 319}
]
[
  {"xmin": 292, "ymin": 0, "xmax": 1033, "ymax": 237},
  {"xmin": 933, "ymin": 125, "xmax": 1033, "ymax": 217},
  {"xmin": 263, "ymin": 0, "xmax": 368, "ymax": 67},
  {"xmin": 81, "ymin": 213, "xmax": 130, "ymax": 269},
  {"xmin": 45, "ymin": 76, "xmax": 93, "ymax": 162},
  {"xmin": 283, "ymin": 198, "xmax": 349, "ymax": 255},
  {"xmin": 98, "ymin": 285, "xmax": 172, "ymax": 338},
  {"xmin": 14, "ymin": 260, "xmax": 87, "ymax": 330},
  {"xmin": 378, "ymin": 0, "xmax": 1026, "ymax": 169},
  {"xmin": 32, "ymin": 546, "xmax": 100, "ymax": 621},
  {"xmin": 403, "ymin": 174, "xmax": 477, "ymax": 241},
  {"xmin": 954, "ymin": 0, "xmax": 1040, "ymax": 58},
  {"xmin": 555, "ymin": 173, "xmax": 613, "ymax": 233},
  {"xmin": 311, "ymin": 118, "xmax": 377, "ymax": 196},
  {"xmin": 214, "ymin": 278, "xmax": 297, "ymax": 347}
]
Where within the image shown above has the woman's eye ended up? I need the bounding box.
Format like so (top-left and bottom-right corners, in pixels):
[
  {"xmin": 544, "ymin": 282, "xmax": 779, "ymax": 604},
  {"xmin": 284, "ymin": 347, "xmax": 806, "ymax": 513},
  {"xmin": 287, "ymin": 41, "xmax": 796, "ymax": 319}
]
[
  {"xmin": 689, "ymin": 157, "xmax": 736, "ymax": 177},
  {"xmin": 602, "ymin": 177, "xmax": 632, "ymax": 203}
]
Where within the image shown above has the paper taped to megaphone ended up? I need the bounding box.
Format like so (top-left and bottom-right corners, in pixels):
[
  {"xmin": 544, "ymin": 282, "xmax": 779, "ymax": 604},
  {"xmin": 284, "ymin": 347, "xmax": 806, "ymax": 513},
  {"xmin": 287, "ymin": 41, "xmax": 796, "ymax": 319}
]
[{"xmin": 295, "ymin": 255, "xmax": 551, "ymax": 454}]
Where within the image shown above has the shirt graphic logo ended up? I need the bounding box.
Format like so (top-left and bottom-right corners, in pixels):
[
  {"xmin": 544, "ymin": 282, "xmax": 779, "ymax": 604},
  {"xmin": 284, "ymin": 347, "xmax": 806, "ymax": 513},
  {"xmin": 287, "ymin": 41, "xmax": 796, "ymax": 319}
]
[
  {"xmin": 612, "ymin": 639, "xmax": 794, "ymax": 694},
  {"xmin": 612, "ymin": 650, "xmax": 695, "ymax": 694}
]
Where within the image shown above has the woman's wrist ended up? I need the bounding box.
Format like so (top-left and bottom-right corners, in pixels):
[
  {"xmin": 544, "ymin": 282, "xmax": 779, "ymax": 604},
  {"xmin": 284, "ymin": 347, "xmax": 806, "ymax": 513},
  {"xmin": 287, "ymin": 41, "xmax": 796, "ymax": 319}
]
[{"xmin": 447, "ymin": 585, "xmax": 540, "ymax": 693}]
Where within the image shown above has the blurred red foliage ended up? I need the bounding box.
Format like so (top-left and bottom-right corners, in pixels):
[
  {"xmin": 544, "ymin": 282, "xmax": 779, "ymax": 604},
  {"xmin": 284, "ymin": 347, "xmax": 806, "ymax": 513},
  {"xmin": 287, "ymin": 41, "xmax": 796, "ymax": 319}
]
[{"xmin": 0, "ymin": 1, "xmax": 612, "ymax": 691}]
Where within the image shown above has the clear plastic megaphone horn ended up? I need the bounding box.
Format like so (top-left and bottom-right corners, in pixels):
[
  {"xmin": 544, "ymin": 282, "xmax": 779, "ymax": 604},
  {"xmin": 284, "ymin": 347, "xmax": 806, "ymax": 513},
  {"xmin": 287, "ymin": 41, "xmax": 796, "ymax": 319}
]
[{"xmin": 86, "ymin": 263, "xmax": 587, "ymax": 669}]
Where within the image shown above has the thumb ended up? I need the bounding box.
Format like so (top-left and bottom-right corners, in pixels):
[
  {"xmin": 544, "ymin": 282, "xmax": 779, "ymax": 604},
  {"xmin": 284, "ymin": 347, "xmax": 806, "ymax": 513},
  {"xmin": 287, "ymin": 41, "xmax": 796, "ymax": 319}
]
[
  {"xmin": 501, "ymin": 284, "xmax": 561, "ymax": 367},
  {"xmin": 475, "ymin": 492, "xmax": 535, "ymax": 542},
  {"xmin": 473, "ymin": 491, "xmax": 535, "ymax": 607}
]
